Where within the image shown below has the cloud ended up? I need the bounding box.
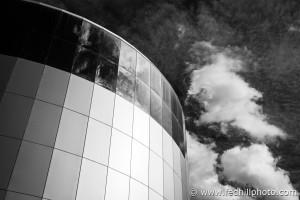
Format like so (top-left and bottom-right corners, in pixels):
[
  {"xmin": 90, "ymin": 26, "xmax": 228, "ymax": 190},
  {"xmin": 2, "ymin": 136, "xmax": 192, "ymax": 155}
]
[{"xmin": 221, "ymin": 144, "xmax": 297, "ymax": 200}]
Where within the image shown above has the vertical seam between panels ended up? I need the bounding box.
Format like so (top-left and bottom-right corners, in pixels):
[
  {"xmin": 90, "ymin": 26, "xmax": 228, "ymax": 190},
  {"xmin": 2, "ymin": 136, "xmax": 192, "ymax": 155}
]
[{"xmin": 127, "ymin": 104, "xmax": 135, "ymax": 200}]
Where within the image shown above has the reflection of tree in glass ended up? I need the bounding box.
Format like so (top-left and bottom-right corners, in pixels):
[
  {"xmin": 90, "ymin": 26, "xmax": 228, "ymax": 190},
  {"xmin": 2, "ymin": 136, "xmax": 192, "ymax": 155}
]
[{"xmin": 95, "ymin": 59, "xmax": 118, "ymax": 92}]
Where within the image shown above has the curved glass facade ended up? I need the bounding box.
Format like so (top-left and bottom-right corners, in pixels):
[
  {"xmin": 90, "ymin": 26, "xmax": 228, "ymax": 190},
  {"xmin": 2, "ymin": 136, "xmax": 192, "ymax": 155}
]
[{"xmin": 0, "ymin": 1, "xmax": 188, "ymax": 200}]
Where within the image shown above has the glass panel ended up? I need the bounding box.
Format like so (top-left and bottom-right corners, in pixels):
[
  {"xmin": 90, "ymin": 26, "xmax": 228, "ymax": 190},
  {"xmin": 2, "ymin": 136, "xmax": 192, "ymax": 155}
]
[
  {"xmin": 149, "ymin": 118, "xmax": 163, "ymax": 158},
  {"xmin": 176, "ymin": 101, "xmax": 183, "ymax": 129},
  {"xmin": 108, "ymin": 129, "xmax": 132, "ymax": 175},
  {"xmin": 118, "ymin": 41, "xmax": 136, "ymax": 74},
  {"xmin": 129, "ymin": 179, "xmax": 148, "ymax": 200},
  {"xmin": 8, "ymin": 141, "xmax": 52, "ymax": 197},
  {"xmin": 0, "ymin": 93, "xmax": 34, "ymax": 139},
  {"xmin": 64, "ymin": 75, "xmax": 94, "ymax": 116},
  {"xmin": 83, "ymin": 118, "xmax": 111, "ymax": 165},
  {"xmin": 0, "ymin": 136, "xmax": 21, "ymax": 189},
  {"xmin": 6, "ymin": 58, "xmax": 44, "ymax": 98},
  {"xmin": 105, "ymin": 169, "xmax": 129, "ymax": 200},
  {"xmin": 136, "ymin": 53, "xmax": 150, "ymax": 85},
  {"xmin": 36, "ymin": 66, "xmax": 70, "ymax": 106},
  {"xmin": 135, "ymin": 79, "xmax": 150, "ymax": 113},
  {"xmin": 0, "ymin": 54, "xmax": 17, "ymax": 91},
  {"xmin": 78, "ymin": 21, "xmax": 102, "ymax": 53},
  {"xmin": 95, "ymin": 57, "xmax": 118, "ymax": 92},
  {"xmin": 130, "ymin": 140, "xmax": 149, "ymax": 185},
  {"xmin": 164, "ymin": 163, "xmax": 174, "ymax": 200},
  {"xmin": 172, "ymin": 115, "xmax": 182, "ymax": 148},
  {"xmin": 4, "ymin": 191, "xmax": 41, "ymax": 200},
  {"xmin": 0, "ymin": 190, "xmax": 5, "ymax": 200},
  {"xmin": 149, "ymin": 151, "xmax": 163, "ymax": 196},
  {"xmin": 133, "ymin": 106, "xmax": 149, "ymax": 147},
  {"xmin": 150, "ymin": 90, "xmax": 162, "ymax": 125},
  {"xmin": 55, "ymin": 108, "xmax": 88, "ymax": 156},
  {"xmin": 162, "ymin": 102, "xmax": 172, "ymax": 135},
  {"xmin": 116, "ymin": 67, "xmax": 135, "ymax": 103},
  {"xmin": 163, "ymin": 130, "xmax": 173, "ymax": 168},
  {"xmin": 46, "ymin": 37, "xmax": 77, "ymax": 73},
  {"xmin": 150, "ymin": 64, "xmax": 162, "ymax": 97},
  {"xmin": 43, "ymin": 149, "xmax": 82, "ymax": 200},
  {"xmin": 76, "ymin": 159, "xmax": 107, "ymax": 200},
  {"xmin": 90, "ymin": 85, "xmax": 115, "ymax": 126},
  {"xmin": 182, "ymin": 186, "xmax": 188, "ymax": 200},
  {"xmin": 173, "ymin": 142, "xmax": 181, "ymax": 179},
  {"xmin": 180, "ymin": 153, "xmax": 187, "ymax": 188},
  {"xmin": 171, "ymin": 90, "xmax": 178, "ymax": 118},
  {"xmin": 149, "ymin": 189, "xmax": 163, "ymax": 200},
  {"xmin": 113, "ymin": 96, "xmax": 133, "ymax": 137},
  {"xmin": 0, "ymin": 91, "xmax": 3, "ymax": 103},
  {"xmin": 162, "ymin": 77, "xmax": 171, "ymax": 108},
  {"xmin": 174, "ymin": 174, "xmax": 183, "ymax": 200},
  {"xmin": 24, "ymin": 100, "xmax": 62, "ymax": 147},
  {"xmin": 98, "ymin": 31, "xmax": 121, "ymax": 64}
]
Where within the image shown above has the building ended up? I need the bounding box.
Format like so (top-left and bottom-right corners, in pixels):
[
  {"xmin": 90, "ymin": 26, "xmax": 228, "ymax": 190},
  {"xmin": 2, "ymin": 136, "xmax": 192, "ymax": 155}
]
[{"xmin": 0, "ymin": 0, "xmax": 188, "ymax": 200}]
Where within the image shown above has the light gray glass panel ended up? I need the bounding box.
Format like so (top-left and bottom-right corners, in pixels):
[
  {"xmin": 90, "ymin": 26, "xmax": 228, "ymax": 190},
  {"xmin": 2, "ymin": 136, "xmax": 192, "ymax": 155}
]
[
  {"xmin": 83, "ymin": 118, "xmax": 111, "ymax": 165},
  {"xmin": 149, "ymin": 151, "xmax": 163, "ymax": 196},
  {"xmin": 105, "ymin": 169, "xmax": 129, "ymax": 200},
  {"xmin": 116, "ymin": 67, "xmax": 135, "ymax": 103},
  {"xmin": 0, "ymin": 93, "xmax": 34, "ymax": 139},
  {"xmin": 131, "ymin": 140, "xmax": 149, "ymax": 185},
  {"xmin": 55, "ymin": 109, "xmax": 88, "ymax": 156},
  {"xmin": 135, "ymin": 79, "xmax": 150, "ymax": 113},
  {"xmin": 180, "ymin": 153, "xmax": 187, "ymax": 188},
  {"xmin": 150, "ymin": 90, "xmax": 162, "ymax": 125},
  {"xmin": 136, "ymin": 53, "xmax": 150, "ymax": 85},
  {"xmin": 164, "ymin": 163, "xmax": 174, "ymax": 200},
  {"xmin": 182, "ymin": 186, "xmax": 188, "ymax": 200},
  {"xmin": 4, "ymin": 191, "xmax": 41, "ymax": 200},
  {"xmin": 36, "ymin": 66, "xmax": 70, "ymax": 106},
  {"xmin": 149, "ymin": 118, "xmax": 162, "ymax": 158},
  {"xmin": 129, "ymin": 179, "xmax": 148, "ymax": 200},
  {"xmin": 149, "ymin": 189, "xmax": 163, "ymax": 200},
  {"xmin": 64, "ymin": 75, "xmax": 93, "ymax": 116},
  {"xmin": 163, "ymin": 129, "xmax": 173, "ymax": 168},
  {"xmin": 0, "ymin": 54, "xmax": 17, "ymax": 91},
  {"xmin": 150, "ymin": 64, "xmax": 161, "ymax": 97},
  {"xmin": 162, "ymin": 77, "xmax": 171, "ymax": 108},
  {"xmin": 6, "ymin": 58, "xmax": 44, "ymax": 98},
  {"xmin": 174, "ymin": 174, "xmax": 183, "ymax": 200},
  {"xmin": 24, "ymin": 100, "xmax": 62, "ymax": 147},
  {"xmin": 76, "ymin": 159, "xmax": 107, "ymax": 200},
  {"xmin": 90, "ymin": 85, "xmax": 115, "ymax": 126},
  {"xmin": 133, "ymin": 106, "xmax": 149, "ymax": 147},
  {"xmin": 8, "ymin": 141, "xmax": 52, "ymax": 197},
  {"xmin": 43, "ymin": 149, "xmax": 81, "ymax": 200},
  {"xmin": 173, "ymin": 141, "xmax": 181, "ymax": 178},
  {"xmin": 119, "ymin": 41, "xmax": 136, "ymax": 74}
]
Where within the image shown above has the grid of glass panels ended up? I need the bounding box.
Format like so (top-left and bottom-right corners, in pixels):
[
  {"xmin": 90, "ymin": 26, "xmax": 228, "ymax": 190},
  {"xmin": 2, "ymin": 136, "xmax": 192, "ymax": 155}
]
[{"xmin": 0, "ymin": 1, "xmax": 188, "ymax": 200}]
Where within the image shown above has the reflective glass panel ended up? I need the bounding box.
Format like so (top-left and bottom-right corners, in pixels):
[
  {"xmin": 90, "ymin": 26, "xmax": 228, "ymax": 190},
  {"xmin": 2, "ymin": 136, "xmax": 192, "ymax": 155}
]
[
  {"xmin": 173, "ymin": 142, "xmax": 181, "ymax": 179},
  {"xmin": 116, "ymin": 67, "xmax": 135, "ymax": 103},
  {"xmin": 129, "ymin": 179, "xmax": 148, "ymax": 200},
  {"xmin": 8, "ymin": 141, "xmax": 52, "ymax": 197},
  {"xmin": 24, "ymin": 100, "xmax": 62, "ymax": 147},
  {"xmin": 0, "ymin": 54, "xmax": 17, "ymax": 91},
  {"xmin": 163, "ymin": 130, "xmax": 173, "ymax": 168},
  {"xmin": 150, "ymin": 90, "xmax": 162, "ymax": 125},
  {"xmin": 164, "ymin": 163, "xmax": 174, "ymax": 200},
  {"xmin": 78, "ymin": 21, "xmax": 102, "ymax": 53},
  {"xmin": 0, "ymin": 91, "xmax": 3, "ymax": 103},
  {"xmin": 83, "ymin": 118, "xmax": 111, "ymax": 165},
  {"xmin": 95, "ymin": 57, "xmax": 118, "ymax": 92},
  {"xmin": 149, "ymin": 118, "xmax": 162, "ymax": 158},
  {"xmin": 55, "ymin": 109, "xmax": 88, "ymax": 156},
  {"xmin": 119, "ymin": 41, "xmax": 136, "ymax": 74},
  {"xmin": 149, "ymin": 151, "xmax": 163, "ymax": 196},
  {"xmin": 90, "ymin": 85, "xmax": 115, "ymax": 126},
  {"xmin": 105, "ymin": 169, "xmax": 129, "ymax": 200},
  {"xmin": 180, "ymin": 153, "xmax": 187, "ymax": 188},
  {"xmin": 176, "ymin": 102, "xmax": 183, "ymax": 129},
  {"xmin": 76, "ymin": 159, "xmax": 107, "ymax": 200},
  {"xmin": 108, "ymin": 129, "xmax": 132, "ymax": 175},
  {"xmin": 150, "ymin": 64, "xmax": 162, "ymax": 97},
  {"xmin": 162, "ymin": 77, "xmax": 171, "ymax": 108},
  {"xmin": 172, "ymin": 115, "xmax": 183, "ymax": 148},
  {"xmin": 182, "ymin": 186, "xmax": 188, "ymax": 200},
  {"xmin": 162, "ymin": 102, "xmax": 172, "ymax": 135},
  {"xmin": 135, "ymin": 79, "xmax": 150, "ymax": 113},
  {"xmin": 171, "ymin": 90, "xmax": 178, "ymax": 118},
  {"xmin": 174, "ymin": 174, "xmax": 183, "ymax": 200},
  {"xmin": 136, "ymin": 53, "xmax": 150, "ymax": 85},
  {"xmin": 131, "ymin": 140, "xmax": 149, "ymax": 185},
  {"xmin": 6, "ymin": 58, "xmax": 44, "ymax": 98},
  {"xmin": 98, "ymin": 31, "xmax": 121, "ymax": 64},
  {"xmin": 133, "ymin": 106, "xmax": 149, "ymax": 147},
  {"xmin": 0, "ymin": 190, "xmax": 5, "ymax": 200},
  {"xmin": 4, "ymin": 191, "xmax": 41, "ymax": 200},
  {"xmin": 44, "ymin": 150, "xmax": 82, "ymax": 200},
  {"xmin": 149, "ymin": 189, "xmax": 163, "ymax": 200}
]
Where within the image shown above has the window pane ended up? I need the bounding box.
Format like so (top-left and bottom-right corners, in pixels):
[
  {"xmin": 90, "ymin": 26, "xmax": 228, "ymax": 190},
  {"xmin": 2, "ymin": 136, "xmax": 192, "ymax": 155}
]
[
  {"xmin": 105, "ymin": 169, "xmax": 129, "ymax": 200},
  {"xmin": 162, "ymin": 77, "xmax": 171, "ymax": 108},
  {"xmin": 78, "ymin": 21, "xmax": 102, "ymax": 53},
  {"xmin": 43, "ymin": 150, "xmax": 82, "ymax": 200},
  {"xmin": 172, "ymin": 115, "xmax": 183, "ymax": 149},
  {"xmin": 171, "ymin": 89, "xmax": 178, "ymax": 118},
  {"xmin": 164, "ymin": 163, "xmax": 174, "ymax": 200},
  {"xmin": 8, "ymin": 141, "xmax": 52, "ymax": 197},
  {"xmin": 116, "ymin": 67, "xmax": 135, "ymax": 103},
  {"xmin": 0, "ymin": 54, "xmax": 17, "ymax": 91},
  {"xmin": 149, "ymin": 189, "xmax": 163, "ymax": 200},
  {"xmin": 109, "ymin": 129, "xmax": 132, "ymax": 175},
  {"xmin": 131, "ymin": 140, "xmax": 149, "ymax": 185},
  {"xmin": 83, "ymin": 118, "xmax": 111, "ymax": 165},
  {"xmin": 76, "ymin": 159, "xmax": 107, "ymax": 200},
  {"xmin": 149, "ymin": 118, "xmax": 162, "ymax": 158},
  {"xmin": 55, "ymin": 109, "xmax": 88, "ymax": 156},
  {"xmin": 133, "ymin": 107, "xmax": 149, "ymax": 147},
  {"xmin": 149, "ymin": 152, "xmax": 163, "ymax": 196},
  {"xmin": 113, "ymin": 96, "xmax": 133, "ymax": 137},
  {"xmin": 0, "ymin": 190, "xmax": 5, "ymax": 200},
  {"xmin": 150, "ymin": 90, "xmax": 162, "ymax": 125},
  {"xmin": 136, "ymin": 53, "xmax": 150, "ymax": 85},
  {"xmin": 23, "ymin": 100, "xmax": 62, "ymax": 147},
  {"xmin": 174, "ymin": 174, "xmax": 183, "ymax": 200},
  {"xmin": 119, "ymin": 41, "xmax": 136, "ymax": 74},
  {"xmin": 150, "ymin": 64, "xmax": 162, "ymax": 97},
  {"xmin": 129, "ymin": 179, "xmax": 148, "ymax": 200},
  {"xmin": 176, "ymin": 101, "xmax": 183, "ymax": 129},
  {"xmin": 95, "ymin": 57, "xmax": 118, "ymax": 92},
  {"xmin": 98, "ymin": 31, "xmax": 121, "ymax": 64},
  {"xmin": 4, "ymin": 191, "xmax": 41, "ymax": 200},
  {"xmin": 163, "ymin": 130, "xmax": 173, "ymax": 168},
  {"xmin": 162, "ymin": 102, "xmax": 172, "ymax": 135},
  {"xmin": 180, "ymin": 153, "xmax": 188, "ymax": 188},
  {"xmin": 173, "ymin": 142, "xmax": 181, "ymax": 179},
  {"xmin": 135, "ymin": 79, "xmax": 150, "ymax": 113}
]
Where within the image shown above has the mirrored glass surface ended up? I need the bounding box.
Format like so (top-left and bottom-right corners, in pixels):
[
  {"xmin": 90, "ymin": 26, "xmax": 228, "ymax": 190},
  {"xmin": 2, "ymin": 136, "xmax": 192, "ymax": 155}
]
[
  {"xmin": 55, "ymin": 108, "xmax": 88, "ymax": 156},
  {"xmin": 136, "ymin": 53, "xmax": 150, "ymax": 85},
  {"xmin": 108, "ymin": 129, "xmax": 132, "ymax": 175},
  {"xmin": 149, "ymin": 189, "xmax": 163, "ymax": 200},
  {"xmin": 113, "ymin": 95, "xmax": 133, "ymax": 137},
  {"xmin": 83, "ymin": 118, "xmax": 111, "ymax": 165},
  {"xmin": 8, "ymin": 141, "xmax": 52, "ymax": 197},
  {"xmin": 0, "ymin": 190, "xmax": 5, "ymax": 200},
  {"xmin": 43, "ymin": 149, "xmax": 82, "ymax": 200},
  {"xmin": 162, "ymin": 102, "xmax": 172, "ymax": 135},
  {"xmin": 149, "ymin": 151, "xmax": 163, "ymax": 196},
  {"xmin": 0, "ymin": 54, "xmax": 17, "ymax": 91},
  {"xmin": 162, "ymin": 77, "xmax": 171, "ymax": 108},
  {"xmin": 182, "ymin": 186, "xmax": 188, "ymax": 200},
  {"xmin": 4, "ymin": 191, "xmax": 41, "ymax": 200},
  {"xmin": 133, "ymin": 107, "xmax": 149, "ymax": 147},
  {"xmin": 163, "ymin": 130, "xmax": 173, "ymax": 168},
  {"xmin": 150, "ymin": 64, "xmax": 162, "ymax": 97},
  {"xmin": 76, "ymin": 159, "xmax": 107, "ymax": 200},
  {"xmin": 98, "ymin": 31, "xmax": 121, "ymax": 64},
  {"xmin": 24, "ymin": 100, "xmax": 62, "ymax": 147},
  {"xmin": 0, "ymin": 93, "xmax": 34, "ymax": 139},
  {"xmin": 64, "ymin": 75, "xmax": 94, "ymax": 116},
  {"xmin": 105, "ymin": 169, "xmax": 129, "ymax": 200},
  {"xmin": 119, "ymin": 41, "xmax": 136, "ymax": 74},
  {"xmin": 116, "ymin": 67, "xmax": 135, "ymax": 103},
  {"xmin": 149, "ymin": 118, "xmax": 162, "ymax": 158},
  {"xmin": 78, "ymin": 21, "xmax": 102, "ymax": 53},
  {"xmin": 150, "ymin": 90, "xmax": 162, "ymax": 125},
  {"xmin": 135, "ymin": 79, "xmax": 150, "ymax": 113},
  {"xmin": 6, "ymin": 58, "xmax": 44, "ymax": 98},
  {"xmin": 174, "ymin": 174, "xmax": 183, "ymax": 200},
  {"xmin": 180, "ymin": 153, "xmax": 187, "ymax": 188},
  {"xmin": 172, "ymin": 115, "xmax": 184, "ymax": 149},
  {"xmin": 36, "ymin": 66, "xmax": 70, "ymax": 106},
  {"xmin": 129, "ymin": 179, "xmax": 148, "ymax": 200},
  {"xmin": 171, "ymin": 90, "xmax": 178, "ymax": 119},
  {"xmin": 95, "ymin": 57, "xmax": 118, "ymax": 92},
  {"xmin": 176, "ymin": 102, "xmax": 183, "ymax": 129},
  {"xmin": 173, "ymin": 142, "xmax": 181, "ymax": 179},
  {"xmin": 131, "ymin": 140, "xmax": 149, "ymax": 185},
  {"xmin": 0, "ymin": 91, "xmax": 3, "ymax": 103},
  {"xmin": 164, "ymin": 163, "xmax": 174, "ymax": 200}
]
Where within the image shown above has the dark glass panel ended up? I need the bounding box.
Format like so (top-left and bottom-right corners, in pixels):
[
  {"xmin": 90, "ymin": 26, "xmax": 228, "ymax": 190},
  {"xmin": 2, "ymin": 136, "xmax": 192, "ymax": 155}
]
[
  {"xmin": 136, "ymin": 53, "xmax": 150, "ymax": 85},
  {"xmin": 0, "ymin": 91, "xmax": 3, "ymax": 103},
  {"xmin": 98, "ymin": 31, "xmax": 121, "ymax": 64},
  {"xmin": 46, "ymin": 37, "xmax": 76, "ymax": 73},
  {"xmin": 95, "ymin": 57, "xmax": 118, "ymax": 92},
  {"xmin": 171, "ymin": 89, "xmax": 178, "ymax": 118},
  {"xmin": 135, "ymin": 79, "xmax": 150, "ymax": 113},
  {"xmin": 172, "ymin": 115, "xmax": 184, "ymax": 149},
  {"xmin": 119, "ymin": 41, "xmax": 136, "ymax": 74},
  {"xmin": 162, "ymin": 77, "xmax": 171, "ymax": 108},
  {"xmin": 162, "ymin": 102, "xmax": 172, "ymax": 135},
  {"xmin": 150, "ymin": 64, "xmax": 162, "ymax": 97},
  {"xmin": 0, "ymin": 190, "xmax": 5, "ymax": 200},
  {"xmin": 4, "ymin": 191, "xmax": 41, "ymax": 200},
  {"xmin": 150, "ymin": 90, "xmax": 162, "ymax": 125},
  {"xmin": 116, "ymin": 67, "xmax": 135, "ymax": 103},
  {"xmin": 78, "ymin": 21, "xmax": 102, "ymax": 53},
  {"xmin": 176, "ymin": 100, "xmax": 183, "ymax": 129},
  {"xmin": 0, "ymin": 55, "xmax": 17, "ymax": 91}
]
